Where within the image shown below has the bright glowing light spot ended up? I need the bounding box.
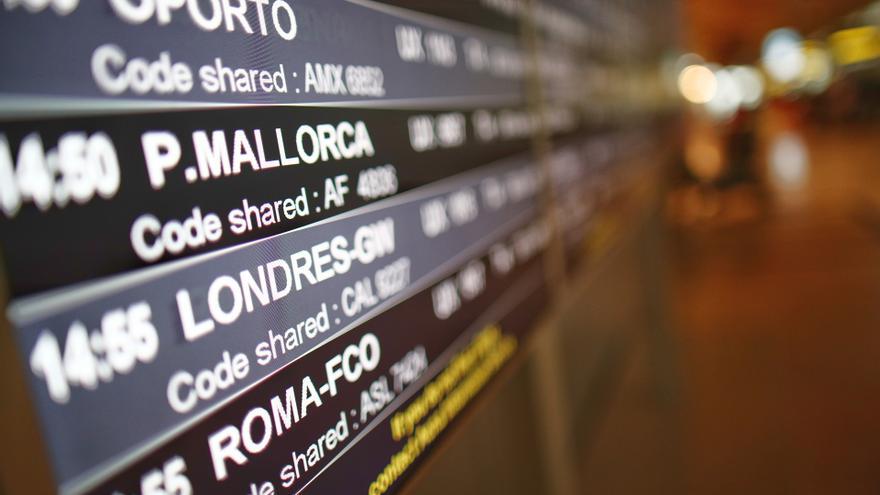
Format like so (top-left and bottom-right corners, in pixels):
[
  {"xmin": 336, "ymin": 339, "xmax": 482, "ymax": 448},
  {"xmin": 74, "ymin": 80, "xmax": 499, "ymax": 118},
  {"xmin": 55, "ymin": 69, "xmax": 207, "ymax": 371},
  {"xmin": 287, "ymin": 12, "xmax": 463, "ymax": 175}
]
[
  {"xmin": 678, "ymin": 64, "xmax": 717, "ymax": 104},
  {"xmin": 705, "ymin": 68, "xmax": 742, "ymax": 120},
  {"xmin": 730, "ymin": 66, "xmax": 764, "ymax": 109},
  {"xmin": 800, "ymin": 42, "xmax": 834, "ymax": 94},
  {"xmin": 829, "ymin": 26, "xmax": 880, "ymax": 66},
  {"xmin": 762, "ymin": 28, "xmax": 806, "ymax": 84},
  {"xmin": 769, "ymin": 132, "xmax": 809, "ymax": 189}
]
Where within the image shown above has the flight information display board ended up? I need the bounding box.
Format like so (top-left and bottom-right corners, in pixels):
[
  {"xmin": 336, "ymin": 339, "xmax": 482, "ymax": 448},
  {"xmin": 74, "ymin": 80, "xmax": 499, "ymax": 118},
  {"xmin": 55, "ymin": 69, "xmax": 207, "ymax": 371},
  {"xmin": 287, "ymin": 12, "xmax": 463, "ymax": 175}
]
[{"xmin": 0, "ymin": 1, "xmax": 677, "ymax": 494}]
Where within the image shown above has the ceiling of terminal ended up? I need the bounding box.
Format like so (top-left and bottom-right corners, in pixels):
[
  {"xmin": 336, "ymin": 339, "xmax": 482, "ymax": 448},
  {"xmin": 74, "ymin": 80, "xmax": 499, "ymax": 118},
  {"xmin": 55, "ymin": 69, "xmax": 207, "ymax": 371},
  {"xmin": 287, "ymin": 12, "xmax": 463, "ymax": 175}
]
[{"xmin": 684, "ymin": 0, "xmax": 871, "ymax": 62}]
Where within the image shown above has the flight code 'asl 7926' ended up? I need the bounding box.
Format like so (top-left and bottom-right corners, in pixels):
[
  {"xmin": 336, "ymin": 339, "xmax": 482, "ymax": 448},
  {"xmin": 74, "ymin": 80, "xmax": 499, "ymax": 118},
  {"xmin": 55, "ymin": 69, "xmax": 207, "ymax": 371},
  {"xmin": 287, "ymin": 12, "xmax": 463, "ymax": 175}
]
[{"xmin": 104, "ymin": 330, "xmax": 432, "ymax": 495}]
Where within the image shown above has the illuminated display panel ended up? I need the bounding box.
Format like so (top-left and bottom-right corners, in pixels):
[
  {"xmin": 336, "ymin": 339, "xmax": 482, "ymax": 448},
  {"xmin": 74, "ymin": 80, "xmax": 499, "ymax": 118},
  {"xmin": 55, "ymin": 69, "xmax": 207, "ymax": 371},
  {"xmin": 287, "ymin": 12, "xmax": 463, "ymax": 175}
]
[{"xmin": 0, "ymin": 1, "xmax": 677, "ymax": 494}]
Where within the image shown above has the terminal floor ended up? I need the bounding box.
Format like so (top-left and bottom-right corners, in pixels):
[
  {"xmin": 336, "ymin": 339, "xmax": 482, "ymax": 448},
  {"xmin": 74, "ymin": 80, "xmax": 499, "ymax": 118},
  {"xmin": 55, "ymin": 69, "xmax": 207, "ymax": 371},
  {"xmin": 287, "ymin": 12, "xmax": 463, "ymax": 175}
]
[{"xmin": 580, "ymin": 124, "xmax": 880, "ymax": 494}]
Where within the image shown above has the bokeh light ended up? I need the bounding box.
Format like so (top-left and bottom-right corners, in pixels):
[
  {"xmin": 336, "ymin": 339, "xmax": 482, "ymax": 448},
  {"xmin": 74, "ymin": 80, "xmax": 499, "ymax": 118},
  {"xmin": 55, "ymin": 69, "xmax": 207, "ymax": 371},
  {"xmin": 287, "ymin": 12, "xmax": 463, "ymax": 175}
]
[
  {"xmin": 762, "ymin": 28, "xmax": 806, "ymax": 84},
  {"xmin": 678, "ymin": 64, "xmax": 717, "ymax": 104}
]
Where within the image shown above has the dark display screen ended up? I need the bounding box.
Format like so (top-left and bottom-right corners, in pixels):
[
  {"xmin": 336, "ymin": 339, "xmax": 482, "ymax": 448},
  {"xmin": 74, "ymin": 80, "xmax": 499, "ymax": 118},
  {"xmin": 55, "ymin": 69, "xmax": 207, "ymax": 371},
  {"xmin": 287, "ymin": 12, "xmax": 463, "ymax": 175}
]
[{"xmin": 0, "ymin": 1, "xmax": 677, "ymax": 494}]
